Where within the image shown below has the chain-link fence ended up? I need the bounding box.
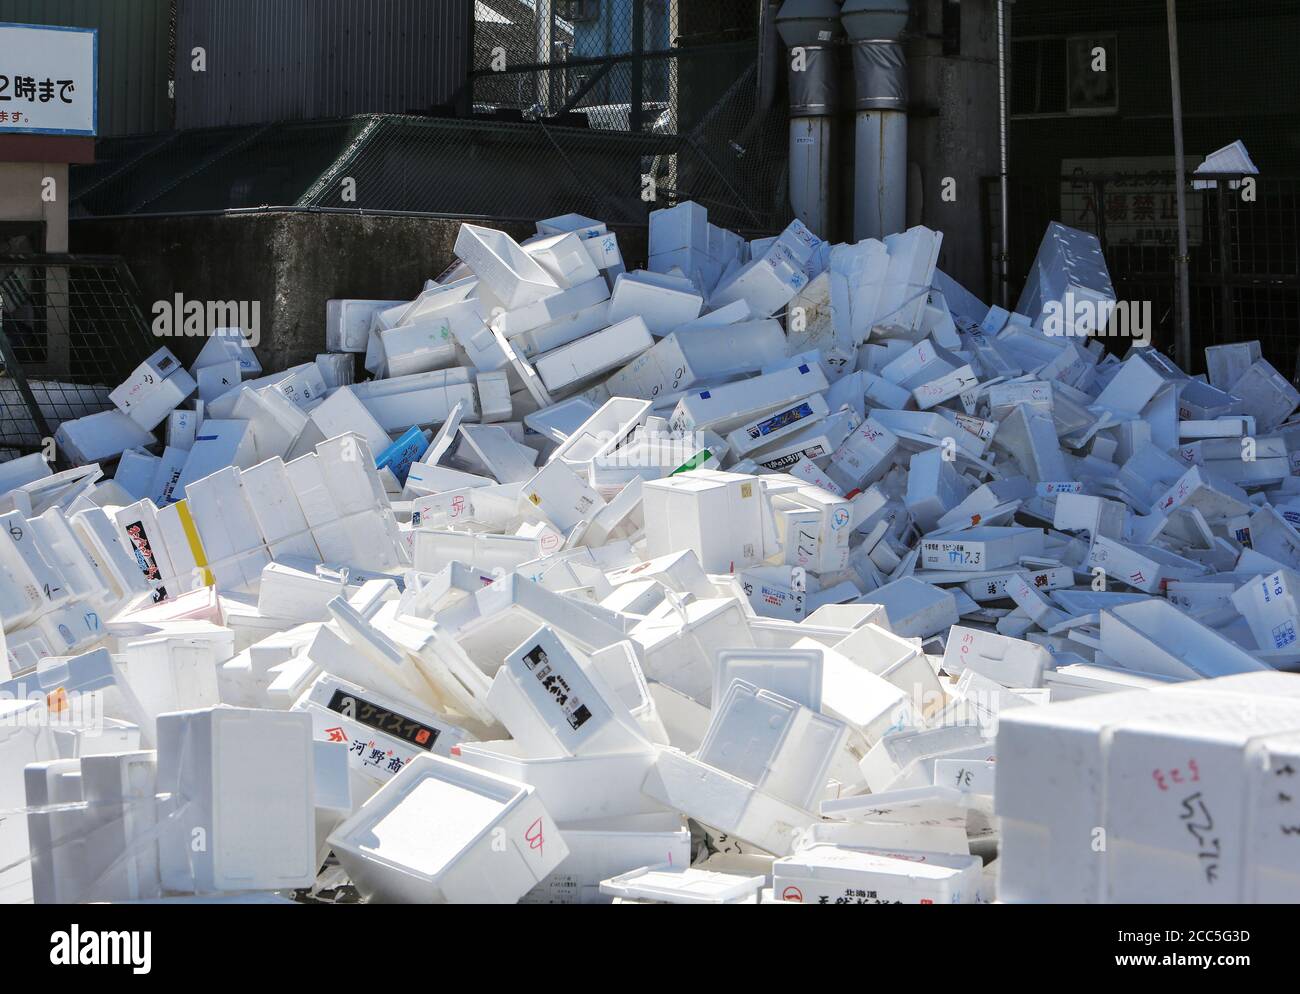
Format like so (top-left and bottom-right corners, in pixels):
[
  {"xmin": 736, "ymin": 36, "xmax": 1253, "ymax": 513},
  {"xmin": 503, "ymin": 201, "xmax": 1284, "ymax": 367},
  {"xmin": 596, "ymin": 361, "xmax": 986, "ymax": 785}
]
[
  {"xmin": 984, "ymin": 172, "xmax": 1300, "ymax": 379},
  {"xmin": 0, "ymin": 256, "xmax": 159, "ymax": 461}
]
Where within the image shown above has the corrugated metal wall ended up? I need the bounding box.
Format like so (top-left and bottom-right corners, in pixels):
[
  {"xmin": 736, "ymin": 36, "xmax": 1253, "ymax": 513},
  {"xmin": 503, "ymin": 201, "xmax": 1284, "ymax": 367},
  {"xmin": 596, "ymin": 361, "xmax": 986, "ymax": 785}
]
[
  {"xmin": 0, "ymin": 0, "xmax": 173, "ymax": 136},
  {"xmin": 174, "ymin": 0, "xmax": 472, "ymax": 129}
]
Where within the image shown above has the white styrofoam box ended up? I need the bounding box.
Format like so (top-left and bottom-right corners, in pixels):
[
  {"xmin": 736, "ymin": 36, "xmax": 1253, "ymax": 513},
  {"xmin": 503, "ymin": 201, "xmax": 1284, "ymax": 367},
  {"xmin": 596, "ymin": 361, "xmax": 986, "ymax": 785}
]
[
  {"xmin": 74, "ymin": 751, "xmax": 161, "ymax": 902},
  {"xmin": 1, "ymin": 699, "xmax": 60, "ymax": 902},
  {"xmin": 523, "ymin": 820, "xmax": 691, "ymax": 904},
  {"xmin": 327, "ymin": 300, "xmax": 407, "ymax": 353},
  {"xmin": 185, "ymin": 466, "xmax": 271, "ymax": 592},
  {"xmin": 25, "ymin": 758, "xmax": 86, "ymax": 904},
  {"xmin": 697, "ymin": 680, "xmax": 846, "ymax": 812},
  {"xmin": 55, "ymin": 410, "xmax": 156, "ymax": 466},
  {"xmin": 600, "ymin": 863, "xmax": 764, "ymax": 904},
  {"xmin": 919, "ymin": 526, "xmax": 1043, "ymax": 573},
  {"xmin": 510, "ymin": 299, "xmax": 613, "ymax": 359},
  {"xmin": 868, "ymin": 577, "xmax": 958, "ymax": 639},
  {"xmin": 120, "ymin": 636, "xmax": 222, "ymax": 741},
  {"xmin": 804, "ymin": 640, "xmax": 915, "ymax": 750},
  {"xmin": 1205, "ymin": 340, "xmax": 1260, "ymax": 392},
  {"xmin": 649, "ymin": 201, "xmax": 708, "ymax": 256},
  {"xmin": 1233, "ymin": 358, "xmax": 1300, "ymax": 431},
  {"xmin": 641, "ymin": 471, "xmax": 767, "ymax": 573},
  {"xmin": 486, "ymin": 625, "xmax": 650, "ymax": 758},
  {"xmin": 455, "ymin": 739, "xmax": 665, "ymax": 825},
  {"xmin": 633, "ymin": 598, "xmax": 754, "ymax": 705},
  {"xmin": 309, "ymin": 387, "xmax": 391, "ymax": 455},
  {"xmin": 256, "ymin": 561, "xmax": 348, "ymax": 621},
  {"xmin": 519, "ymin": 459, "xmax": 605, "ymax": 533},
  {"xmin": 608, "ymin": 321, "xmax": 787, "ymax": 401},
  {"xmin": 832, "ymin": 624, "xmax": 943, "ymax": 714},
  {"xmin": 454, "ymin": 224, "xmax": 560, "ymax": 309},
  {"xmin": 1016, "ymin": 222, "xmax": 1115, "ymax": 329},
  {"xmin": 827, "ymin": 418, "xmax": 898, "ymax": 492},
  {"xmin": 27, "ymin": 508, "xmax": 116, "ymax": 613},
  {"xmin": 548, "ymin": 396, "xmax": 651, "ymax": 470},
  {"xmin": 524, "ymin": 231, "xmax": 602, "ymax": 288},
  {"xmin": 239, "ymin": 458, "xmax": 319, "ymax": 561},
  {"xmin": 156, "ymin": 707, "xmax": 317, "ymax": 893},
  {"xmin": 316, "ymin": 353, "xmax": 354, "ymax": 391},
  {"xmin": 1100, "ymin": 599, "xmax": 1268, "ymax": 679},
  {"xmin": 1231, "ymin": 570, "xmax": 1300, "ymax": 652},
  {"xmin": 1152, "ymin": 464, "xmax": 1251, "ymax": 521},
  {"xmin": 195, "ymin": 360, "xmax": 242, "ymax": 405},
  {"xmin": 1087, "ymin": 535, "xmax": 1206, "ymax": 595},
  {"xmin": 175, "ymin": 420, "xmax": 257, "ymax": 496},
  {"xmin": 536, "ymin": 213, "xmax": 607, "ymax": 239},
  {"xmin": 773, "ymin": 845, "xmax": 981, "ymax": 904},
  {"xmin": 727, "ymin": 394, "xmax": 830, "ymax": 459},
  {"xmin": 1000, "ymin": 692, "xmax": 1211, "ymax": 901},
  {"xmin": 0, "ymin": 452, "xmax": 51, "ymax": 495},
  {"xmin": 605, "ymin": 549, "xmax": 716, "ymax": 601},
  {"xmin": 414, "ymin": 530, "xmax": 540, "ymax": 575},
  {"xmin": 115, "ymin": 447, "xmax": 161, "ymax": 502},
  {"xmin": 905, "ymin": 448, "xmax": 973, "ymax": 533},
  {"xmin": 712, "ymin": 648, "xmax": 822, "ymax": 711},
  {"xmin": 458, "ymin": 423, "xmax": 537, "ymax": 484},
  {"xmin": 639, "ymin": 746, "xmax": 816, "ymax": 856},
  {"xmin": 534, "ymin": 317, "xmax": 654, "ymax": 395},
  {"xmin": 328, "ymin": 753, "xmax": 568, "ymax": 904},
  {"xmin": 711, "ymin": 241, "xmax": 811, "ymax": 318},
  {"xmin": 70, "ymin": 506, "xmax": 155, "ymax": 606},
  {"xmin": 1101, "ymin": 700, "xmax": 1300, "ymax": 903},
  {"xmin": 607, "ymin": 271, "xmax": 704, "ymax": 336},
  {"xmin": 111, "ymin": 347, "xmax": 197, "ymax": 431},
  {"xmin": 475, "ymin": 370, "xmax": 512, "ymax": 424},
  {"xmin": 293, "ymin": 672, "xmax": 468, "ymax": 801},
  {"xmin": 492, "ymin": 276, "xmax": 609, "ymax": 340},
  {"xmin": 670, "ymin": 363, "xmax": 830, "ymax": 436},
  {"xmin": 453, "ymin": 573, "xmax": 626, "ymax": 671},
  {"xmin": 377, "ymin": 321, "xmax": 459, "ymax": 378},
  {"xmin": 941, "ymin": 626, "xmax": 1050, "ymax": 688}
]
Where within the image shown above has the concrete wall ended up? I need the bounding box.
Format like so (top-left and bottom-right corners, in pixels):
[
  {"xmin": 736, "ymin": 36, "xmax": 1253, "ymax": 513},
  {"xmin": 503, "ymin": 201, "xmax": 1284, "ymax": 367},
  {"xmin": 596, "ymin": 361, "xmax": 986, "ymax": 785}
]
[
  {"xmin": 71, "ymin": 211, "xmax": 648, "ymax": 374},
  {"xmin": 0, "ymin": 163, "xmax": 70, "ymax": 252}
]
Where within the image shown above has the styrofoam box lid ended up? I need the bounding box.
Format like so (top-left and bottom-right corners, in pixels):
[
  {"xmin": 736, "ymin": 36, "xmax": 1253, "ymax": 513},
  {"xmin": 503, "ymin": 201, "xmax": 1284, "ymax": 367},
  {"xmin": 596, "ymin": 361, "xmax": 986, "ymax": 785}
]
[
  {"xmin": 334, "ymin": 755, "xmax": 530, "ymax": 878},
  {"xmin": 713, "ymin": 649, "xmax": 822, "ymax": 713},
  {"xmin": 599, "ymin": 864, "xmax": 764, "ymax": 904}
]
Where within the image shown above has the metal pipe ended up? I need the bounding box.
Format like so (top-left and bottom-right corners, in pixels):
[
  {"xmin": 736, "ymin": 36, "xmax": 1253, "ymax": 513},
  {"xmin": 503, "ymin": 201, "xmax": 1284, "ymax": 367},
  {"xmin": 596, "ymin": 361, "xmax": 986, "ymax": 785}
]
[
  {"xmin": 776, "ymin": 2, "xmax": 844, "ymax": 240},
  {"xmin": 998, "ymin": 0, "xmax": 1011, "ymax": 309},
  {"xmin": 849, "ymin": 38, "xmax": 908, "ymax": 241},
  {"xmin": 1167, "ymin": 0, "xmax": 1193, "ymax": 367}
]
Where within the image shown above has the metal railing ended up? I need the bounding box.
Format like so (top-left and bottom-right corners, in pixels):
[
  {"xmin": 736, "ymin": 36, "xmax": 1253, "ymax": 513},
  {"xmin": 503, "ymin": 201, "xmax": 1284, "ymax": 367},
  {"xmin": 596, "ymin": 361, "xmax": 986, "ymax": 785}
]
[{"xmin": 0, "ymin": 255, "xmax": 158, "ymax": 461}]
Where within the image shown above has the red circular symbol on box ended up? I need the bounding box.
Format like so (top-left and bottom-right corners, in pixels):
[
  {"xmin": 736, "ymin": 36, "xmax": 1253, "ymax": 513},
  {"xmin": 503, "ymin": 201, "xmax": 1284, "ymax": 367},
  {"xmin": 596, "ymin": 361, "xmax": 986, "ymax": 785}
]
[{"xmin": 782, "ymin": 886, "xmax": 803, "ymax": 903}]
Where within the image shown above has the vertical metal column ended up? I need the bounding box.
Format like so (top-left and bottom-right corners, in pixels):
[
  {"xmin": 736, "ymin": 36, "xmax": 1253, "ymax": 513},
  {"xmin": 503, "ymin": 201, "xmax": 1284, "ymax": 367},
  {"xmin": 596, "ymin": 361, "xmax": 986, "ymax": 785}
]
[{"xmin": 1166, "ymin": 0, "xmax": 1193, "ymax": 367}]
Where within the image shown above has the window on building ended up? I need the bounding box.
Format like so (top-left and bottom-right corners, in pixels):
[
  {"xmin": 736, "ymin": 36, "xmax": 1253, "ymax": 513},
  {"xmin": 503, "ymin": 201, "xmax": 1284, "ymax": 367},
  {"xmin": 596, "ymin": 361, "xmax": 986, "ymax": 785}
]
[
  {"xmin": 1012, "ymin": 37, "xmax": 1067, "ymax": 116},
  {"xmin": 558, "ymin": 0, "xmax": 600, "ymax": 22},
  {"xmin": 1012, "ymin": 35, "xmax": 1118, "ymax": 117},
  {"xmin": 1066, "ymin": 35, "xmax": 1119, "ymax": 115}
]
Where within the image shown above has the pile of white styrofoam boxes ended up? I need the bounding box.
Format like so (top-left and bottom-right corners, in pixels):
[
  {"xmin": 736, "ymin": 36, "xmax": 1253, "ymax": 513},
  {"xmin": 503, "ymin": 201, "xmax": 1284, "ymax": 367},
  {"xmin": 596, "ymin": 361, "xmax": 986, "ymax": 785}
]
[{"xmin": 11, "ymin": 203, "xmax": 1300, "ymax": 904}]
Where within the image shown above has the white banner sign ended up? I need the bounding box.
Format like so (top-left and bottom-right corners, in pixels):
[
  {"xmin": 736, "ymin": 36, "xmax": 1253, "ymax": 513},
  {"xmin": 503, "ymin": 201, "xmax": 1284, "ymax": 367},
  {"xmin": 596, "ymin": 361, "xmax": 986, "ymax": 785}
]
[{"xmin": 0, "ymin": 23, "xmax": 98, "ymax": 136}]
